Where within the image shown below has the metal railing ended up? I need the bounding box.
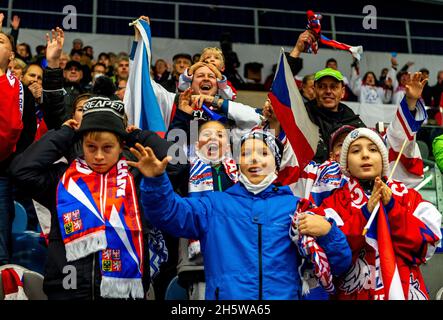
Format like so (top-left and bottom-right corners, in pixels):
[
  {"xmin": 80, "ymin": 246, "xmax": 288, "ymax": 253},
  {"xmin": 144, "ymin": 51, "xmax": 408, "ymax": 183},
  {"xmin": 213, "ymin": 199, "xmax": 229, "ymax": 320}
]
[{"xmin": 2, "ymin": 0, "xmax": 443, "ymax": 53}]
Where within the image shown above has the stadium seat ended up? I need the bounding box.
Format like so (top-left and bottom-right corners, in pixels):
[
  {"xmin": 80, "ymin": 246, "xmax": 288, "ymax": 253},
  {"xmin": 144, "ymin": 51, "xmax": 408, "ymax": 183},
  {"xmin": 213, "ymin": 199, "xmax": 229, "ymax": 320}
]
[
  {"xmin": 164, "ymin": 276, "xmax": 188, "ymax": 300},
  {"xmin": 0, "ymin": 264, "xmax": 47, "ymax": 300}
]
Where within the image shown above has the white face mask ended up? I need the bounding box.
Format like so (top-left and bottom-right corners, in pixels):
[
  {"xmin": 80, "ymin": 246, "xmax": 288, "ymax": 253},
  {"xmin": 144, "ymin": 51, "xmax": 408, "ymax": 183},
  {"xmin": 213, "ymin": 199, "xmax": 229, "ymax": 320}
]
[{"xmin": 238, "ymin": 171, "xmax": 278, "ymax": 195}]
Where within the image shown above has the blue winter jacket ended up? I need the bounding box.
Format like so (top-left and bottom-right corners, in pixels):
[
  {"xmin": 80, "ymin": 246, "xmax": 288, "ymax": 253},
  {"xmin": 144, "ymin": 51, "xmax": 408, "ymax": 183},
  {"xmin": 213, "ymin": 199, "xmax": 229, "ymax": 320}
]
[{"xmin": 140, "ymin": 173, "xmax": 352, "ymax": 300}]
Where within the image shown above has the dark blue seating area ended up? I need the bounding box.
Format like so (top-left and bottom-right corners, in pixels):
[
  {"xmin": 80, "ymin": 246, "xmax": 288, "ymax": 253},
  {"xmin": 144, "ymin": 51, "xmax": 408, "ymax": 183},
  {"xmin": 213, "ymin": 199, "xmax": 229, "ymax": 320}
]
[{"xmin": 2, "ymin": 0, "xmax": 442, "ymax": 54}]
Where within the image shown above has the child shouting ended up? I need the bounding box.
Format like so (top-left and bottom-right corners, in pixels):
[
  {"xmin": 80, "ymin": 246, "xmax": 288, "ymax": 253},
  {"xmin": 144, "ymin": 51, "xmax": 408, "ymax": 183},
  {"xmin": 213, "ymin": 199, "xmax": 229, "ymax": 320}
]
[
  {"xmin": 129, "ymin": 129, "xmax": 352, "ymax": 300},
  {"xmin": 306, "ymin": 127, "xmax": 442, "ymax": 300}
]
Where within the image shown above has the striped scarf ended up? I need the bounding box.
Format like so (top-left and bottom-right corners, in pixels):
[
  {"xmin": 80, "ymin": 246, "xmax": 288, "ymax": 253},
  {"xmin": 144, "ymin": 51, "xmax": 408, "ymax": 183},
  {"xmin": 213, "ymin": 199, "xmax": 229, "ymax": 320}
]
[
  {"xmin": 187, "ymin": 155, "xmax": 238, "ymax": 259},
  {"xmin": 290, "ymin": 199, "xmax": 334, "ymax": 295},
  {"xmin": 56, "ymin": 158, "xmax": 144, "ymax": 299}
]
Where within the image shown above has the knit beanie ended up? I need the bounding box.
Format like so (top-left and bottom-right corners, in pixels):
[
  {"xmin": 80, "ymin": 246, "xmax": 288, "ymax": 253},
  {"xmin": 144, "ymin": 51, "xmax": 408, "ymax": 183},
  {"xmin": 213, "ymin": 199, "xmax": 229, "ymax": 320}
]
[
  {"xmin": 240, "ymin": 129, "xmax": 284, "ymax": 171},
  {"xmin": 339, "ymin": 127, "xmax": 389, "ymax": 177},
  {"xmin": 78, "ymin": 96, "xmax": 127, "ymax": 138}
]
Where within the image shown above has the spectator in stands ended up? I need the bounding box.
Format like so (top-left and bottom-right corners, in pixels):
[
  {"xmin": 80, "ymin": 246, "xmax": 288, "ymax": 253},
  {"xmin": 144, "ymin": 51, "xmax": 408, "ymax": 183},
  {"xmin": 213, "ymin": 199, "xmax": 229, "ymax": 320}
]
[
  {"xmin": 179, "ymin": 47, "xmax": 237, "ymax": 100},
  {"xmin": 72, "ymin": 38, "xmax": 83, "ymax": 51},
  {"xmin": 419, "ymin": 68, "xmax": 433, "ymax": 106},
  {"xmin": 0, "ymin": 29, "xmax": 37, "ymax": 265},
  {"xmin": 83, "ymin": 45, "xmax": 94, "ymax": 60},
  {"xmin": 160, "ymin": 53, "xmax": 192, "ymax": 93},
  {"xmin": 350, "ymin": 60, "xmax": 393, "ymax": 104},
  {"xmin": 287, "ymin": 31, "xmax": 366, "ymax": 162},
  {"xmin": 325, "ymin": 57, "xmax": 357, "ymax": 101},
  {"xmin": 301, "ymin": 74, "xmax": 315, "ymax": 103},
  {"xmin": 115, "ymin": 78, "xmax": 127, "ymax": 101},
  {"xmin": 391, "ymin": 70, "xmax": 410, "ymax": 105},
  {"xmin": 98, "ymin": 52, "xmax": 114, "ymax": 77},
  {"xmin": 432, "ymin": 70, "xmax": 443, "ymax": 108},
  {"xmin": 16, "ymin": 43, "xmax": 32, "ymax": 64},
  {"xmin": 153, "ymin": 58, "xmax": 170, "ymax": 84},
  {"xmin": 433, "ymin": 134, "xmax": 443, "ymax": 173},
  {"xmin": 113, "ymin": 56, "xmax": 129, "ymax": 85},
  {"xmin": 306, "ymin": 126, "xmax": 441, "ymax": 300},
  {"xmin": 84, "ymin": 62, "xmax": 106, "ymax": 91},
  {"xmin": 192, "ymin": 53, "xmax": 201, "ymax": 64},
  {"xmin": 63, "ymin": 60, "xmax": 86, "ymax": 111},
  {"xmin": 59, "ymin": 52, "xmax": 69, "ymax": 69},
  {"xmin": 9, "ymin": 96, "xmax": 175, "ymax": 299},
  {"xmin": 22, "ymin": 63, "xmax": 43, "ymax": 106},
  {"xmin": 8, "ymin": 57, "xmax": 26, "ymax": 79},
  {"xmin": 379, "ymin": 67, "xmax": 389, "ymax": 85}
]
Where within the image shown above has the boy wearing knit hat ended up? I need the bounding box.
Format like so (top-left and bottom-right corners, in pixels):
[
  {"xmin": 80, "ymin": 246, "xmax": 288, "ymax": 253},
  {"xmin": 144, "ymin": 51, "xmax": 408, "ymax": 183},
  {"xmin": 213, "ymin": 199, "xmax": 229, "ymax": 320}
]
[{"xmin": 304, "ymin": 127, "xmax": 442, "ymax": 300}]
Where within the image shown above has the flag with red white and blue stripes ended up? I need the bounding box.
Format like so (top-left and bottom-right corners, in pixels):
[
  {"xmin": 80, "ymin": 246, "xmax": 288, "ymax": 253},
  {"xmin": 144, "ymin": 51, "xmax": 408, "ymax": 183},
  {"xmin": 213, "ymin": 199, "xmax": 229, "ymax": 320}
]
[{"xmin": 268, "ymin": 50, "xmax": 319, "ymax": 179}]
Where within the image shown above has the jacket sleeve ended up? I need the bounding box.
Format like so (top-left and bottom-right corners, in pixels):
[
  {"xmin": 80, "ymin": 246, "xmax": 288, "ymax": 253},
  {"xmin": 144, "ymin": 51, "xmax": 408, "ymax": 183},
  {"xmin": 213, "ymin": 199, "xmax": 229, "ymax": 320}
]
[
  {"xmin": 177, "ymin": 69, "xmax": 192, "ymax": 92},
  {"xmin": 386, "ymin": 187, "xmax": 442, "ymax": 265},
  {"xmin": 349, "ymin": 66, "xmax": 362, "ymax": 98},
  {"xmin": 9, "ymin": 125, "xmax": 74, "ymax": 198},
  {"xmin": 317, "ymin": 220, "xmax": 353, "ymax": 277},
  {"xmin": 42, "ymin": 67, "xmax": 69, "ymax": 129},
  {"xmin": 217, "ymin": 76, "xmax": 237, "ymax": 100},
  {"xmin": 14, "ymin": 86, "xmax": 37, "ymax": 155},
  {"xmin": 285, "ymin": 52, "xmax": 303, "ymax": 76},
  {"xmin": 385, "ymin": 96, "xmax": 426, "ymax": 187},
  {"xmin": 433, "ymin": 134, "xmax": 443, "ymax": 172},
  {"xmin": 140, "ymin": 172, "xmax": 210, "ymax": 240}
]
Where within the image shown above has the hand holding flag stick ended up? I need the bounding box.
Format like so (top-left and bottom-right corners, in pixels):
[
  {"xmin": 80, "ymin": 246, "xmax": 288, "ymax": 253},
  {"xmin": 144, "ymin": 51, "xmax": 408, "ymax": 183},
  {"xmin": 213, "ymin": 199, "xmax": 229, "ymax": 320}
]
[{"xmin": 362, "ymin": 138, "xmax": 408, "ymax": 236}]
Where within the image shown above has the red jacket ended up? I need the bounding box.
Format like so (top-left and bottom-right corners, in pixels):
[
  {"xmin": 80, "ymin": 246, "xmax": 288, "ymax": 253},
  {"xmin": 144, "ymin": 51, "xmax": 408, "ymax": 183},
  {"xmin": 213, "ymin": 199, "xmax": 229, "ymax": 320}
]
[{"xmin": 310, "ymin": 178, "xmax": 442, "ymax": 300}]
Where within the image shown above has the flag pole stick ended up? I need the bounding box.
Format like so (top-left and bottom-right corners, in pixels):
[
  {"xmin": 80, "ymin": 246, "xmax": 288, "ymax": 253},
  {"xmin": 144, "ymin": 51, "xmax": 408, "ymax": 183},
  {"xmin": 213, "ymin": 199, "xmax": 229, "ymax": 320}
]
[
  {"xmin": 129, "ymin": 18, "xmax": 140, "ymax": 26},
  {"xmin": 362, "ymin": 138, "xmax": 409, "ymax": 236}
]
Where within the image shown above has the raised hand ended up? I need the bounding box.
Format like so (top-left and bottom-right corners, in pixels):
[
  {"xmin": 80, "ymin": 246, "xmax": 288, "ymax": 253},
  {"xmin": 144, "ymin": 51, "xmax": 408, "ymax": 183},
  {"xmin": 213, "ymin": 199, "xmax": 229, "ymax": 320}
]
[
  {"xmin": 11, "ymin": 15, "xmax": 20, "ymax": 30},
  {"xmin": 290, "ymin": 30, "xmax": 316, "ymax": 58},
  {"xmin": 127, "ymin": 143, "xmax": 171, "ymax": 178},
  {"xmin": 367, "ymin": 177, "xmax": 383, "ymax": 212},
  {"xmin": 378, "ymin": 178, "xmax": 392, "ymax": 207},
  {"xmin": 134, "ymin": 16, "xmax": 150, "ymax": 40},
  {"xmin": 0, "ymin": 13, "xmax": 4, "ymax": 29},
  {"xmin": 63, "ymin": 119, "xmax": 80, "ymax": 130},
  {"xmin": 46, "ymin": 27, "xmax": 64, "ymax": 68},
  {"xmin": 179, "ymin": 88, "xmax": 195, "ymax": 115},
  {"xmin": 405, "ymin": 72, "xmax": 427, "ymax": 109}
]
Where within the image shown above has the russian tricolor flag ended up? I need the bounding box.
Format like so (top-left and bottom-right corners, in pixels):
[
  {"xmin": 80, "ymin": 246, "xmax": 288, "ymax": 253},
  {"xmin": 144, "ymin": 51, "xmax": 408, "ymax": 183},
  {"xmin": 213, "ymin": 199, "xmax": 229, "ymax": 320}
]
[
  {"xmin": 365, "ymin": 203, "xmax": 406, "ymax": 300},
  {"xmin": 268, "ymin": 50, "xmax": 319, "ymax": 176},
  {"xmin": 124, "ymin": 19, "xmax": 167, "ymax": 138}
]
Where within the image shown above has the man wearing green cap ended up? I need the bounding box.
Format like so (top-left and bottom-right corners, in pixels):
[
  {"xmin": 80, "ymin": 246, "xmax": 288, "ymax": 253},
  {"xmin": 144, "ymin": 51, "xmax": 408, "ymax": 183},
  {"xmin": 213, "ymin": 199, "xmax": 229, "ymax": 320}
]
[
  {"xmin": 287, "ymin": 31, "xmax": 365, "ymax": 162},
  {"xmin": 307, "ymin": 67, "xmax": 365, "ymax": 162}
]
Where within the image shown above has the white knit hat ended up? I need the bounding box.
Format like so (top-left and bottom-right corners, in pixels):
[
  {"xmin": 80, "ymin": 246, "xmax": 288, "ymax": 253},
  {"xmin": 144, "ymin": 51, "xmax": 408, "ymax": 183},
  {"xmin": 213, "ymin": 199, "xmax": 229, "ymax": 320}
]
[{"xmin": 339, "ymin": 127, "xmax": 389, "ymax": 177}]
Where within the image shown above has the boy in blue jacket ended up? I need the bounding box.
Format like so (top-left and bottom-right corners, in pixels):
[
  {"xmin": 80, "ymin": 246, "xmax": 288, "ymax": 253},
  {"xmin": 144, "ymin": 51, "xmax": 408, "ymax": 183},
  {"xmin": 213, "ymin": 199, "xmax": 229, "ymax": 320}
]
[{"xmin": 129, "ymin": 130, "xmax": 352, "ymax": 300}]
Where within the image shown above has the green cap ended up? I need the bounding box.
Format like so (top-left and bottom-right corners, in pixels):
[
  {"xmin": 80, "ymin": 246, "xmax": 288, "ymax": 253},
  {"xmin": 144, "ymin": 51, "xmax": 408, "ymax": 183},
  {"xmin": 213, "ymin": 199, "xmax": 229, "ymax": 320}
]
[{"xmin": 314, "ymin": 68, "xmax": 344, "ymax": 82}]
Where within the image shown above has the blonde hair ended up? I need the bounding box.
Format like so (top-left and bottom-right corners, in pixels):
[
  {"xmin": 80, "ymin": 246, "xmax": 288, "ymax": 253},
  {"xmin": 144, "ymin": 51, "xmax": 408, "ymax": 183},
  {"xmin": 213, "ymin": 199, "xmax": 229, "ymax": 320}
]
[
  {"xmin": 200, "ymin": 47, "xmax": 225, "ymax": 68},
  {"xmin": 12, "ymin": 58, "xmax": 27, "ymax": 70}
]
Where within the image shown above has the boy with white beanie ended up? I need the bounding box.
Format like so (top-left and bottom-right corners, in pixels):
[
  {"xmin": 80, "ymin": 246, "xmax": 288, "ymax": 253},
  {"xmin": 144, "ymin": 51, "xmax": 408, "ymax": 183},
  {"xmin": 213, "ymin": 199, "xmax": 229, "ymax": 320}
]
[{"xmin": 303, "ymin": 126, "xmax": 442, "ymax": 300}]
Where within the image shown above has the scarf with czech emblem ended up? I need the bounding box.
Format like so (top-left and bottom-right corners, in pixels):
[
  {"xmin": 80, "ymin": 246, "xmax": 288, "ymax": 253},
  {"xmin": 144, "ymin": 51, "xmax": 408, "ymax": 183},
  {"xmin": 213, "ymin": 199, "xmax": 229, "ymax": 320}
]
[
  {"xmin": 56, "ymin": 158, "xmax": 144, "ymax": 299},
  {"xmin": 290, "ymin": 198, "xmax": 335, "ymax": 295}
]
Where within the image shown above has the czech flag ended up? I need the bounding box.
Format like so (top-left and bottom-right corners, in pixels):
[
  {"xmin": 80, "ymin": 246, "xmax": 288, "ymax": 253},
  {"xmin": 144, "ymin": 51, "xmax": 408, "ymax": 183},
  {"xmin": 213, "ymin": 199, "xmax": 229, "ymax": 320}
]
[
  {"xmin": 124, "ymin": 19, "xmax": 167, "ymax": 138},
  {"xmin": 268, "ymin": 49, "xmax": 320, "ymax": 176},
  {"xmin": 365, "ymin": 203, "xmax": 405, "ymax": 300}
]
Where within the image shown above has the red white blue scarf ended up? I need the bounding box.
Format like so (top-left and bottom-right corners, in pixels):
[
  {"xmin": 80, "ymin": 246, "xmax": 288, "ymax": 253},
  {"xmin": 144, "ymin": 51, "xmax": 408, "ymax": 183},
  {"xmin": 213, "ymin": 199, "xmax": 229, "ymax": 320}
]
[
  {"xmin": 290, "ymin": 199, "xmax": 334, "ymax": 295},
  {"xmin": 187, "ymin": 155, "xmax": 238, "ymax": 259},
  {"xmin": 56, "ymin": 158, "xmax": 144, "ymax": 299}
]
